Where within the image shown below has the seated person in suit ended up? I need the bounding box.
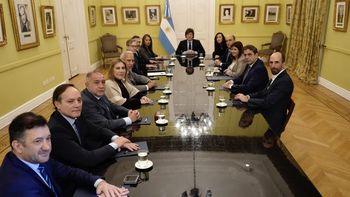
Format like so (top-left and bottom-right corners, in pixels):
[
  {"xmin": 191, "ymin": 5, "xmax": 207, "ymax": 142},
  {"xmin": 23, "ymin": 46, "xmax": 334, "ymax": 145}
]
[
  {"xmin": 127, "ymin": 39, "xmax": 157, "ymax": 76},
  {"xmin": 48, "ymin": 84, "xmax": 139, "ymax": 173},
  {"xmin": 105, "ymin": 61, "xmax": 153, "ymax": 109},
  {"xmin": 223, "ymin": 44, "xmax": 269, "ymax": 94},
  {"xmin": 175, "ymin": 28, "xmax": 205, "ymax": 56},
  {"xmin": 223, "ymin": 41, "xmax": 247, "ymax": 80},
  {"xmin": 81, "ymin": 70, "xmax": 140, "ymax": 133},
  {"xmin": 214, "ymin": 34, "xmax": 235, "ymax": 71},
  {"xmin": 139, "ymin": 34, "xmax": 163, "ymax": 64},
  {"xmin": 0, "ymin": 112, "xmax": 129, "ymax": 197},
  {"xmin": 234, "ymin": 52, "xmax": 294, "ymax": 148},
  {"xmin": 121, "ymin": 51, "xmax": 156, "ymax": 92}
]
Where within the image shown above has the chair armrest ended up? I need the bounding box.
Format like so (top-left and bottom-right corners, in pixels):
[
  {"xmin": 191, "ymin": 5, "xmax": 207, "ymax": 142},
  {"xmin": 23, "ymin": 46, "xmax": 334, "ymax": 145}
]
[
  {"xmin": 116, "ymin": 45, "xmax": 123, "ymax": 51},
  {"xmin": 261, "ymin": 43, "xmax": 271, "ymax": 49}
]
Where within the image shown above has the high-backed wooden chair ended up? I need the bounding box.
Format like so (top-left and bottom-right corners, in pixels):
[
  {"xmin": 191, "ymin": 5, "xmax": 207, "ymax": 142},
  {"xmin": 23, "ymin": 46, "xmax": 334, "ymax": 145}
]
[
  {"xmin": 100, "ymin": 33, "xmax": 123, "ymax": 68},
  {"xmin": 259, "ymin": 31, "xmax": 286, "ymax": 59}
]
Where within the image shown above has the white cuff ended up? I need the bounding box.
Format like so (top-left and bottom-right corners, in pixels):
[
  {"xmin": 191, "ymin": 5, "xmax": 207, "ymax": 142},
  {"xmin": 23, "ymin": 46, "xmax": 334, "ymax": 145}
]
[
  {"xmin": 94, "ymin": 179, "xmax": 104, "ymax": 188},
  {"xmin": 123, "ymin": 117, "xmax": 132, "ymax": 125}
]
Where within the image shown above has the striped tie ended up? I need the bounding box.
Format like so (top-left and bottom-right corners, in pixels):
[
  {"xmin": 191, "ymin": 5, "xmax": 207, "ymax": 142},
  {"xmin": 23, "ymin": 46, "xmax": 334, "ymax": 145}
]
[{"xmin": 38, "ymin": 165, "xmax": 57, "ymax": 196}]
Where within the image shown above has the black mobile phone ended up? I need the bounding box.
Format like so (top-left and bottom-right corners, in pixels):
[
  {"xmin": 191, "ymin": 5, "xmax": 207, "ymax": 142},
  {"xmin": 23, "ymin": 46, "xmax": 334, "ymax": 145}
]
[{"xmin": 123, "ymin": 175, "xmax": 139, "ymax": 185}]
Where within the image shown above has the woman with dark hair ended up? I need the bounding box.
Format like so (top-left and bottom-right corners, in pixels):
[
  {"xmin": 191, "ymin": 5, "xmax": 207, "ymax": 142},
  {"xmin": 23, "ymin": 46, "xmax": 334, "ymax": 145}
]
[
  {"xmin": 105, "ymin": 61, "xmax": 152, "ymax": 109},
  {"xmin": 139, "ymin": 34, "xmax": 161, "ymax": 64},
  {"xmin": 212, "ymin": 32, "xmax": 227, "ymax": 59},
  {"xmin": 223, "ymin": 41, "xmax": 247, "ymax": 79}
]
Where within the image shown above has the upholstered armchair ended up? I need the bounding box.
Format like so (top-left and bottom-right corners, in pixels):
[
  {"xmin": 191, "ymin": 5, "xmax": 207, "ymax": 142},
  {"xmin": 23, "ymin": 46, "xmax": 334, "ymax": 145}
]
[
  {"xmin": 259, "ymin": 31, "xmax": 286, "ymax": 59},
  {"xmin": 100, "ymin": 33, "xmax": 123, "ymax": 68}
]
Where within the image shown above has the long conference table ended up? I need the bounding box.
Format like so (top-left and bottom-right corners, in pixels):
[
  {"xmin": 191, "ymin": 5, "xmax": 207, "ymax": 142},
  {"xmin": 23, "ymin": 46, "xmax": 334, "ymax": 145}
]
[{"xmin": 99, "ymin": 57, "xmax": 320, "ymax": 197}]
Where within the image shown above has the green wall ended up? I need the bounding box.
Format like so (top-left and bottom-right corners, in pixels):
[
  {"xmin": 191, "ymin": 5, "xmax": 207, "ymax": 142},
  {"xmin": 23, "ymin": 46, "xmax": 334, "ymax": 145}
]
[
  {"xmin": 0, "ymin": 0, "xmax": 64, "ymax": 116},
  {"xmin": 320, "ymin": 0, "xmax": 350, "ymax": 90}
]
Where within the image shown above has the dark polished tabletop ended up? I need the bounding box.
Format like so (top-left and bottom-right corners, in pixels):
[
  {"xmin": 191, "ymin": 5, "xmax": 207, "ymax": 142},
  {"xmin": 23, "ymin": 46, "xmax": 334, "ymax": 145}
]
[{"xmin": 103, "ymin": 58, "xmax": 320, "ymax": 197}]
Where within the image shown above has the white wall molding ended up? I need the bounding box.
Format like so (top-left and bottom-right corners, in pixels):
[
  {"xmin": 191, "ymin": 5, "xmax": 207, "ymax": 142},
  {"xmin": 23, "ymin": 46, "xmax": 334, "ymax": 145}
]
[
  {"xmin": 0, "ymin": 81, "xmax": 68, "ymax": 129},
  {"xmin": 319, "ymin": 77, "xmax": 350, "ymax": 101}
]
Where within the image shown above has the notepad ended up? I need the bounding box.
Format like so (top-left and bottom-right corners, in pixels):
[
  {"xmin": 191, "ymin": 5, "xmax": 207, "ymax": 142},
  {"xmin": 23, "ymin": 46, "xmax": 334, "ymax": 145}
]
[{"xmin": 114, "ymin": 141, "xmax": 149, "ymax": 158}]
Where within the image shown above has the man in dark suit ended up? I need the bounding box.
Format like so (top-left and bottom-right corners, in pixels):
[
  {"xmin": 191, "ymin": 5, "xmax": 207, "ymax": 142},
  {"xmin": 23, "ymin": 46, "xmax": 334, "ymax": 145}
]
[
  {"xmin": 234, "ymin": 52, "xmax": 294, "ymax": 148},
  {"xmin": 176, "ymin": 28, "xmax": 205, "ymax": 56},
  {"xmin": 0, "ymin": 112, "xmax": 129, "ymax": 197},
  {"xmin": 121, "ymin": 51, "xmax": 156, "ymax": 92},
  {"xmin": 48, "ymin": 84, "xmax": 139, "ymax": 172},
  {"xmin": 223, "ymin": 44, "xmax": 269, "ymax": 94},
  {"xmin": 81, "ymin": 70, "xmax": 140, "ymax": 133}
]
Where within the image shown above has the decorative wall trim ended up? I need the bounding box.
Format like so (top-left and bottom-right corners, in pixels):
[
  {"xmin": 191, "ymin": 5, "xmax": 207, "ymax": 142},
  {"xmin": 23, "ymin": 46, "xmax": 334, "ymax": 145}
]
[
  {"xmin": 319, "ymin": 77, "xmax": 350, "ymax": 101},
  {"xmin": 0, "ymin": 80, "xmax": 68, "ymax": 129},
  {"xmin": 325, "ymin": 45, "xmax": 350, "ymax": 56},
  {"xmin": 0, "ymin": 49, "xmax": 61, "ymax": 73}
]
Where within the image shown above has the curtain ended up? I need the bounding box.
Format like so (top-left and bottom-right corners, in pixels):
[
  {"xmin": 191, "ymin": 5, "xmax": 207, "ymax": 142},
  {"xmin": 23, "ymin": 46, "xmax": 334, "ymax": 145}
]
[{"xmin": 286, "ymin": 0, "xmax": 329, "ymax": 84}]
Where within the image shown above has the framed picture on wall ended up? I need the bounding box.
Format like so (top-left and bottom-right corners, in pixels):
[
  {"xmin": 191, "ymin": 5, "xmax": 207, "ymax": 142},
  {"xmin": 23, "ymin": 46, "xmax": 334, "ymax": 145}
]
[
  {"xmin": 122, "ymin": 7, "xmax": 140, "ymax": 24},
  {"xmin": 40, "ymin": 6, "xmax": 55, "ymax": 38},
  {"xmin": 101, "ymin": 6, "xmax": 117, "ymax": 26},
  {"xmin": 286, "ymin": 4, "xmax": 292, "ymax": 25},
  {"xmin": 0, "ymin": 4, "xmax": 7, "ymax": 47},
  {"xmin": 264, "ymin": 4, "xmax": 280, "ymax": 24},
  {"xmin": 242, "ymin": 6, "xmax": 259, "ymax": 23},
  {"xmin": 88, "ymin": 5, "xmax": 96, "ymax": 27},
  {"xmin": 219, "ymin": 4, "xmax": 235, "ymax": 24},
  {"xmin": 9, "ymin": 0, "xmax": 40, "ymax": 51},
  {"xmin": 145, "ymin": 5, "xmax": 160, "ymax": 25},
  {"xmin": 334, "ymin": 0, "xmax": 349, "ymax": 32}
]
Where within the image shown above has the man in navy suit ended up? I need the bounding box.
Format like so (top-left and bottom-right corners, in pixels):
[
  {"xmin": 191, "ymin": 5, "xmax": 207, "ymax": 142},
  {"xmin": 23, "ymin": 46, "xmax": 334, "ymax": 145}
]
[
  {"xmin": 234, "ymin": 52, "xmax": 294, "ymax": 148},
  {"xmin": 176, "ymin": 28, "xmax": 205, "ymax": 56},
  {"xmin": 0, "ymin": 112, "xmax": 129, "ymax": 197},
  {"xmin": 223, "ymin": 44, "xmax": 269, "ymax": 94},
  {"xmin": 214, "ymin": 34, "xmax": 235, "ymax": 71},
  {"xmin": 81, "ymin": 70, "xmax": 140, "ymax": 133}
]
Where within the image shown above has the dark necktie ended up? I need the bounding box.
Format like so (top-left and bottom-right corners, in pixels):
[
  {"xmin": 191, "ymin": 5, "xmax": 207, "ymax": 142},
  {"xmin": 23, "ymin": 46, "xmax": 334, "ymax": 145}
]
[
  {"xmin": 99, "ymin": 98, "xmax": 114, "ymax": 119},
  {"xmin": 188, "ymin": 41, "xmax": 192, "ymax": 50},
  {"xmin": 242, "ymin": 65, "xmax": 252, "ymax": 83},
  {"xmin": 38, "ymin": 165, "xmax": 57, "ymax": 196},
  {"xmin": 72, "ymin": 120, "xmax": 82, "ymax": 144}
]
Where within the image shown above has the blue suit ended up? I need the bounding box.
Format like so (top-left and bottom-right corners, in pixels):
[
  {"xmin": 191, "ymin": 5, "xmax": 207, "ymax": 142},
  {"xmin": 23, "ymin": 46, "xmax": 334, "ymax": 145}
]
[
  {"xmin": 231, "ymin": 58, "xmax": 269, "ymax": 94},
  {"xmin": 0, "ymin": 152, "xmax": 100, "ymax": 197}
]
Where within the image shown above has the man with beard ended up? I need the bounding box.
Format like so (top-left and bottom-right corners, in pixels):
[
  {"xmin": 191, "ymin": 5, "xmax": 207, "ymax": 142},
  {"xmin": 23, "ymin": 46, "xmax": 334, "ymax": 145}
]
[{"xmin": 234, "ymin": 52, "xmax": 294, "ymax": 148}]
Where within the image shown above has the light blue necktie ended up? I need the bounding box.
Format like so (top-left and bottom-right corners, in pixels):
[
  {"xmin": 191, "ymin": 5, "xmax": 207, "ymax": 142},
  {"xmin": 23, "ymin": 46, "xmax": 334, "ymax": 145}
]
[{"xmin": 38, "ymin": 165, "xmax": 57, "ymax": 196}]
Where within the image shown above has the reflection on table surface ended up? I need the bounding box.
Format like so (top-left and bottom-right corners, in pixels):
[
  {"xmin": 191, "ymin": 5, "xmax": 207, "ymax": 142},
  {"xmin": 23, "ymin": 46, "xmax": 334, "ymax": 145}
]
[
  {"xmin": 104, "ymin": 58, "xmax": 320, "ymax": 197},
  {"xmin": 135, "ymin": 58, "xmax": 268, "ymax": 138}
]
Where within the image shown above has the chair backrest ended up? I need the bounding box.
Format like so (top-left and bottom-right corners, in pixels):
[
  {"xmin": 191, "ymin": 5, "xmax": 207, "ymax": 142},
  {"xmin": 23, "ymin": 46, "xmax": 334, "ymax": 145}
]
[
  {"xmin": 281, "ymin": 99, "xmax": 295, "ymax": 132},
  {"xmin": 269, "ymin": 31, "xmax": 286, "ymax": 51},
  {"xmin": 100, "ymin": 33, "xmax": 117, "ymax": 52}
]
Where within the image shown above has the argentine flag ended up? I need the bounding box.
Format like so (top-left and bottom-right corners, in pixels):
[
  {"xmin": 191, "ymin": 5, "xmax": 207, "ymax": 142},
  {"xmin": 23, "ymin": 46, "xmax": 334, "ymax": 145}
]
[{"xmin": 159, "ymin": 0, "xmax": 177, "ymax": 54}]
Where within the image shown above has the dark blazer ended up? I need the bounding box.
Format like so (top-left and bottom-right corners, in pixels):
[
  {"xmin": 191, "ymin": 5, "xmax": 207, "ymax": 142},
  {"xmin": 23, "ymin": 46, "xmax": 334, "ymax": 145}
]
[
  {"xmin": 81, "ymin": 88, "xmax": 129, "ymax": 132},
  {"xmin": 0, "ymin": 152, "xmax": 99, "ymax": 197},
  {"xmin": 247, "ymin": 70, "xmax": 294, "ymax": 135},
  {"xmin": 139, "ymin": 45, "xmax": 157, "ymax": 64},
  {"xmin": 48, "ymin": 111, "xmax": 116, "ymax": 171},
  {"xmin": 132, "ymin": 52, "xmax": 147, "ymax": 76},
  {"xmin": 231, "ymin": 58, "xmax": 269, "ymax": 94},
  {"xmin": 220, "ymin": 48, "xmax": 233, "ymax": 71},
  {"xmin": 175, "ymin": 39, "xmax": 206, "ymax": 56}
]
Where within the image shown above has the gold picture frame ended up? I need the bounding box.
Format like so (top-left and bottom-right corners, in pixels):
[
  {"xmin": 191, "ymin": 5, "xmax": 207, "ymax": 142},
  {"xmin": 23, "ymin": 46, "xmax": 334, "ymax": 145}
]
[
  {"xmin": 264, "ymin": 4, "xmax": 280, "ymax": 24},
  {"xmin": 0, "ymin": 4, "xmax": 7, "ymax": 47},
  {"xmin": 145, "ymin": 5, "xmax": 160, "ymax": 25},
  {"xmin": 242, "ymin": 6, "xmax": 259, "ymax": 23},
  {"xmin": 219, "ymin": 4, "xmax": 235, "ymax": 24},
  {"xmin": 334, "ymin": 0, "xmax": 349, "ymax": 32},
  {"xmin": 9, "ymin": 0, "xmax": 39, "ymax": 51},
  {"xmin": 122, "ymin": 7, "xmax": 140, "ymax": 24},
  {"xmin": 88, "ymin": 5, "xmax": 96, "ymax": 27},
  {"xmin": 286, "ymin": 4, "xmax": 292, "ymax": 25},
  {"xmin": 40, "ymin": 6, "xmax": 55, "ymax": 38},
  {"xmin": 101, "ymin": 6, "xmax": 117, "ymax": 26}
]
